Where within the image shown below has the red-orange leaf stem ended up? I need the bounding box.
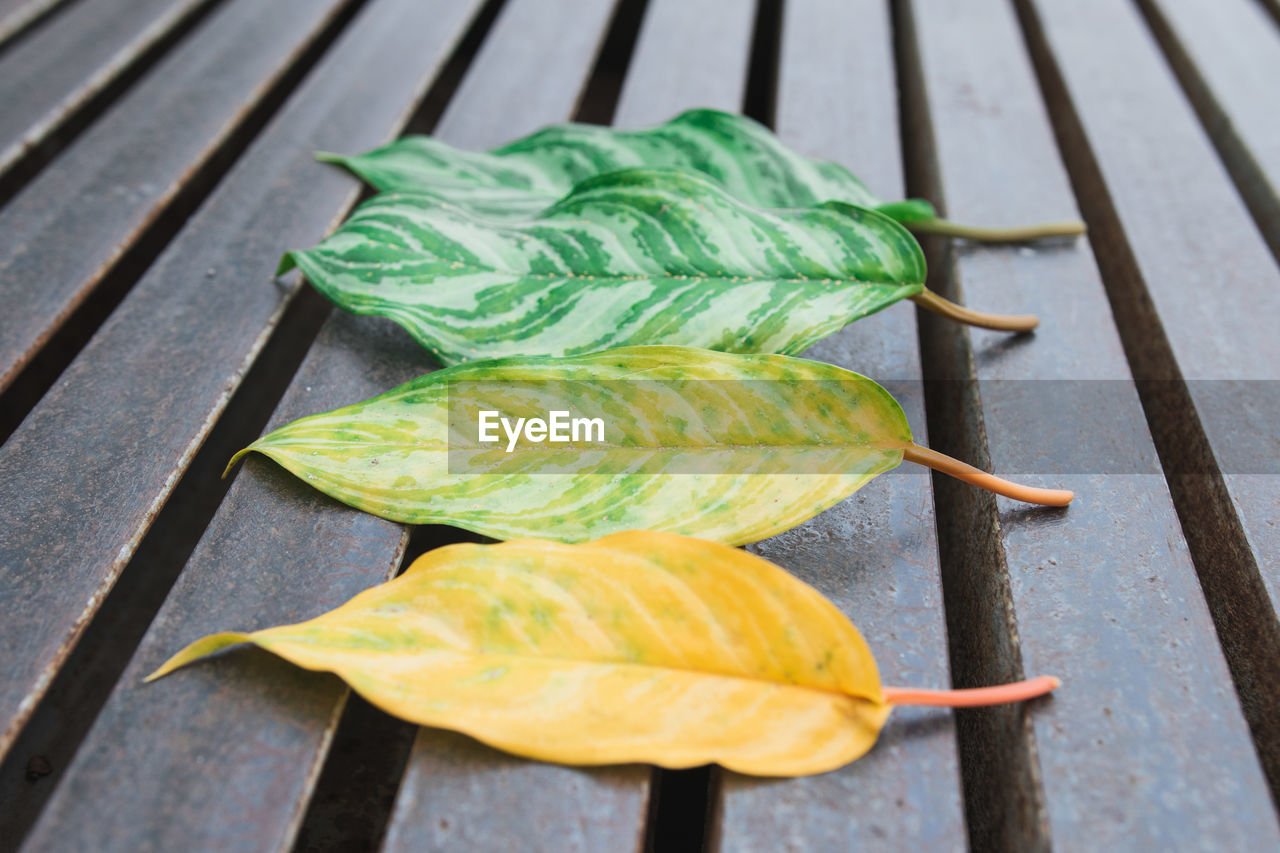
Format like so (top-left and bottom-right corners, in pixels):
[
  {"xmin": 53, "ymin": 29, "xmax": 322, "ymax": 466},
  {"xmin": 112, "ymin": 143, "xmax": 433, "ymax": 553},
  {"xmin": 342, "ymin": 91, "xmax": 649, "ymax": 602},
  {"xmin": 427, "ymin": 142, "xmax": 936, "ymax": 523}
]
[
  {"xmin": 903, "ymin": 444, "xmax": 1074, "ymax": 507},
  {"xmin": 883, "ymin": 675, "xmax": 1061, "ymax": 707}
]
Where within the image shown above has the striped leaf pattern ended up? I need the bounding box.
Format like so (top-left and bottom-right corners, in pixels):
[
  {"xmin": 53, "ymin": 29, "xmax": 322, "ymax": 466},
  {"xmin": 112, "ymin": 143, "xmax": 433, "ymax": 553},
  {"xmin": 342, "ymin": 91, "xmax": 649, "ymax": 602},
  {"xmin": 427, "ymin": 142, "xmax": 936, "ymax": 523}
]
[
  {"xmin": 230, "ymin": 347, "xmax": 915, "ymax": 545},
  {"xmin": 318, "ymin": 107, "xmax": 937, "ymax": 223},
  {"xmin": 150, "ymin": 531, "xmax": 891, "ymax": 776},
  {"xmin": 281, "ymin": 168, "xmax": 926, "ymax": 366}
]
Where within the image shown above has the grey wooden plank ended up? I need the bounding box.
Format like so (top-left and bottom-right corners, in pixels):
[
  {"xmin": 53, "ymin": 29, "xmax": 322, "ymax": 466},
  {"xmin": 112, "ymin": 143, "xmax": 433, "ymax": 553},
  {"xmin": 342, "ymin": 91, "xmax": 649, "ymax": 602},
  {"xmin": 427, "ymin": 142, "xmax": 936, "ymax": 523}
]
[
  {"xmin": 432, "ymin": 0, "xmax": 618, "ymax": 149},
  {"xmin": 0, "ymin": 0, "xmax": 215, "ymax": 182},
  {"xmin": 1138, "ymin": 0, "xmax": 1280, "ymax": 261},
  {"xmin": 16, "ymin": 1, "xmax": 485, "ymax": 849},
  {"xmin": 714, "ymin": 0, "xmax": 965, "ymax": 849},
  {"xmin": 0, "ymin": 0, "xmax": 356, "ymax": 395},
  {"xmin": 379, "ymin": 2, "xmax": 652, "ymax": 850},
  {"xmin": 611, "ymin": 0, "xmax": 756, "ymax": 128},
  {"xmin": 0, "ymin": 0, "xmax": 474, "ymax": 774},
  {"xmin": 0, "ymin": 0, "xmax": 66, "ymax": 46},
  {"xmin": 909, "ymin": 0, "xmax": 1280, "ymax": 847}
]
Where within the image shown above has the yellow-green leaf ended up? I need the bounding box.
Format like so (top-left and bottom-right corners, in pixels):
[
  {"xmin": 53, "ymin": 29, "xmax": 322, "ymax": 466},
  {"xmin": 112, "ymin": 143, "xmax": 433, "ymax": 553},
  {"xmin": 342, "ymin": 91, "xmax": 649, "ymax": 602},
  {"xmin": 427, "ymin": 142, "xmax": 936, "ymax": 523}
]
[
  {"xmin": 230, "ymin": 346, "xmax": 1071, "ymax": 544},
  {"xmin": 230, "ymin": 346, "xmax": 914, "ymax": 545}
]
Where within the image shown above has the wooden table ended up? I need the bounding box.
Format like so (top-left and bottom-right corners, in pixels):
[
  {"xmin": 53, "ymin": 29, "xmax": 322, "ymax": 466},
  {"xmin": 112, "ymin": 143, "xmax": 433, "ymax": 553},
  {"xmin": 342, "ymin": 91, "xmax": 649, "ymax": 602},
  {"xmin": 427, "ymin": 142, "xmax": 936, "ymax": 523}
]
[{"xmin": 1, "ymin": 0, "xmax": 1277, "ymax": 849}]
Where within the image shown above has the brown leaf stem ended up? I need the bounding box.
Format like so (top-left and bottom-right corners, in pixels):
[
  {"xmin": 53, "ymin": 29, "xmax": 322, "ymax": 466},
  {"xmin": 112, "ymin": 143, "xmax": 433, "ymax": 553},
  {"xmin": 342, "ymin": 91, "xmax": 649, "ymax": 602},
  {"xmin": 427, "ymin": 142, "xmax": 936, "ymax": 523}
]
[{"xmin": 911, "ymin": 288, "xmax": 1039, "ymax": 332}]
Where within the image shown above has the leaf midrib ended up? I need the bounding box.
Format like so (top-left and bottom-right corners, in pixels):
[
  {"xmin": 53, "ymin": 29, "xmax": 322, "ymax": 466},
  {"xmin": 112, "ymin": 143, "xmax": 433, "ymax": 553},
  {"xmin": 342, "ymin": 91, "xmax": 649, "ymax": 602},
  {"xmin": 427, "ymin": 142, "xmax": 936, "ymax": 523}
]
[
  {"xmin": 273, "ymin": 439, "xmax": 909, "ymax": 454},
  {"xmin": 299, "ymin": 641, "xmax": 883, "ymax": 705}
]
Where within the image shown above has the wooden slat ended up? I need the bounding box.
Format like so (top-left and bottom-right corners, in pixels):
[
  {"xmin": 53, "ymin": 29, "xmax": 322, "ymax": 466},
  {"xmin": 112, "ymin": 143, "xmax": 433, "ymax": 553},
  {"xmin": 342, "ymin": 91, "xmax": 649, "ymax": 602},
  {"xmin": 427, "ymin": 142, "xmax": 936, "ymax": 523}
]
[
  {"xmin": 1020, "ymin": 0, "xmax": 1280, "ymax": 809},
  {"xmin": 0, "ymin": 0, "xmax": 464, "ymax": 771},
  {"xmin": 773, "ymin": 0, "xmax": 900, "ymax": 203},
  {"xmin": 714, "ymin": 0, "xmax": 965, "ymax": 848},
  {"xmin": 0, "ymin": 0, "xmax": 66, "ymax": 46},
  {"xmin": 378, "ymin": 2, "xmax": 653, "ymax": 850},
  {"xmin": 610, "ymin": 0, "xmax": 756, "ymax": 128},
  {"xmin": 16, "ymin": 2, "xmax": 484, "ymax": 850},
  {"xmin": 908, "ymin": 0, "xmax": 1280, "ymax": 847},
  {"xmin": 1137, "ymin": 0, "xmax": 1280, "ymax": 259},
  {"xmin": 0, "ymin": 0, "xmax": 215, "ymax": 182},
  {"xmin": 385, "ymin": 730, "xmax": 650, "ymax": 852},
  {"xmin": 0, "ymin": 0, "xmax": 358, "ymax": 396},
  {"xmin": 431, "ymin": 0, "xmax": 619, "ymax": 148}
]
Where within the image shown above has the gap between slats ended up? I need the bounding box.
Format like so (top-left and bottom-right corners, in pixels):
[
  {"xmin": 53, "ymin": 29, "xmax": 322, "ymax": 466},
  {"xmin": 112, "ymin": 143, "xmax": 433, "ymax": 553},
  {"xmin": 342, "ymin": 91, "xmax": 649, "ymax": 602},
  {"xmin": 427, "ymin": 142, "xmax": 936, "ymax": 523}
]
[
  {"xmin": 893, "ymin": 0, "xmax": 1052, "ymax": 849},
  {"xmin": 0, "ymin": 0, "xmax": 75, "ymax": 55},
  {"xmin": 1012, "ymin": 0, "xmax": 1280, "ymax": 812}
]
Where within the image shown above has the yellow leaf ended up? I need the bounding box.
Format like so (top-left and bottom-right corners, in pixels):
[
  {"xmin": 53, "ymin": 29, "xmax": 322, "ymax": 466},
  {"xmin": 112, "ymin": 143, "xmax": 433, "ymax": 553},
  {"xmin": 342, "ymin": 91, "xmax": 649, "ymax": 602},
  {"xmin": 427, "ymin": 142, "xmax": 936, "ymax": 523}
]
[{"xmin": 149, "ymin": 531, "xmax": 1057, "ymax": 776}]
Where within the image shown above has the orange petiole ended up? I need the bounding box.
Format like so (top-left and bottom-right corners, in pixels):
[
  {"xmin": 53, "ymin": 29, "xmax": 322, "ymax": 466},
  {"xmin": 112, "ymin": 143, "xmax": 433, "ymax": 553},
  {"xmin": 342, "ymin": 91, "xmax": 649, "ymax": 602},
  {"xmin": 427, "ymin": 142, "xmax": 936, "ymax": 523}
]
[
  {"xmin": 903, "ymin": 444, "xmax": 1074, "ymax": 507},
  {"xmin": 883, "ymin": 675, "xmax": 1061, "ymax": 707}
]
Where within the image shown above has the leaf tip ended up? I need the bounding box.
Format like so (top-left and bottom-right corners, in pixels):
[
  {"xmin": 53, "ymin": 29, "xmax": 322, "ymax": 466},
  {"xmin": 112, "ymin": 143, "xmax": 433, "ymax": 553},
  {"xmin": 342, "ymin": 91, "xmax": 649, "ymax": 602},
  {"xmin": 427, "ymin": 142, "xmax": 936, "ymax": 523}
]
[
  {"xmin": 144, "ymin": 632, "xmax": 253, "ymax": 683},
  {"xmin": 314, "ymin": 151, "xmax": 348, "ymax": 166},
  {"xmin": 276, "ymin": 252, "xmax": 299, "ymax": 277},
  {"xmin": 223, "ymin": 445, "xmax": 256, "ymax": 479}
]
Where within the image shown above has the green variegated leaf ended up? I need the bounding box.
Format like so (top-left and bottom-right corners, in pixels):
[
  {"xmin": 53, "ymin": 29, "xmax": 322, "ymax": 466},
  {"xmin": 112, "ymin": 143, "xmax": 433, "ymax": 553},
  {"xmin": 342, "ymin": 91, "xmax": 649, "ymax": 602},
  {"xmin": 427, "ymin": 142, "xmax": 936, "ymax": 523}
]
[
  {"xmin": 318, "ymin": 108, "xmax": 1084, "ymax": 240},
  {"xmin": 280, "ymin": 168, "xmax": 929, "ymax": 367},
  {"xmin": 318, "ymin": 108, "xmax": 904, "ymax": 221},
  {"xmin": 230, "ymin": 346, "xmax": 1073, "ymax": 545}
]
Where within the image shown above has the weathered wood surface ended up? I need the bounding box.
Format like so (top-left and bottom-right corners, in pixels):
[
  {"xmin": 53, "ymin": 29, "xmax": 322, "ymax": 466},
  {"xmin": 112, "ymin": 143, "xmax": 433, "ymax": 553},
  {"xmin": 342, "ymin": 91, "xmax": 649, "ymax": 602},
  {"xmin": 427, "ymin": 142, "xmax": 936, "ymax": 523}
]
[
  {"xmin": 1020, "ymin": 0, "xmax": 1280, "ymax": 814},
  {"xmin": 0, "ymin": 0, "xmax": 217, "ymax": 184},
  {"xmin": 0, "ymin": 0, "xmax": 472, "ymax": 777},
  {"xmin": 0, "ymin": 0, "xmax": 357, "ymax": 395},
  {"xmin": 0, "ymin": 0, "xmax": 66, "ymax": 46},
  {"xmin": 381, "ymin": 3, "xmax": 654, "ymax": 850},
  {"xmin": 909, "ymin": 0, "xmax": 1279, "ymax": 848},
  {"xmin": 610, "ymin": 0, "xmax": 755, "ymax": 128},
  {"xmin": 715, "ymin": 0, "xmax": 965, "ymax": 848},
  {"xmin": 2, "ymin": 0, "xmax": 1279, "ymax": 849},
  {"xmin": 430, "ymin": 0, "xmax": 618, "ymax": 147},
  {"xmin": 1137, "ymin": 0, "xmax": 1280, "ymax": 260},
  {"xmin": 16, "ymin": 0, "xmax": 486, "ymax": 849}
]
